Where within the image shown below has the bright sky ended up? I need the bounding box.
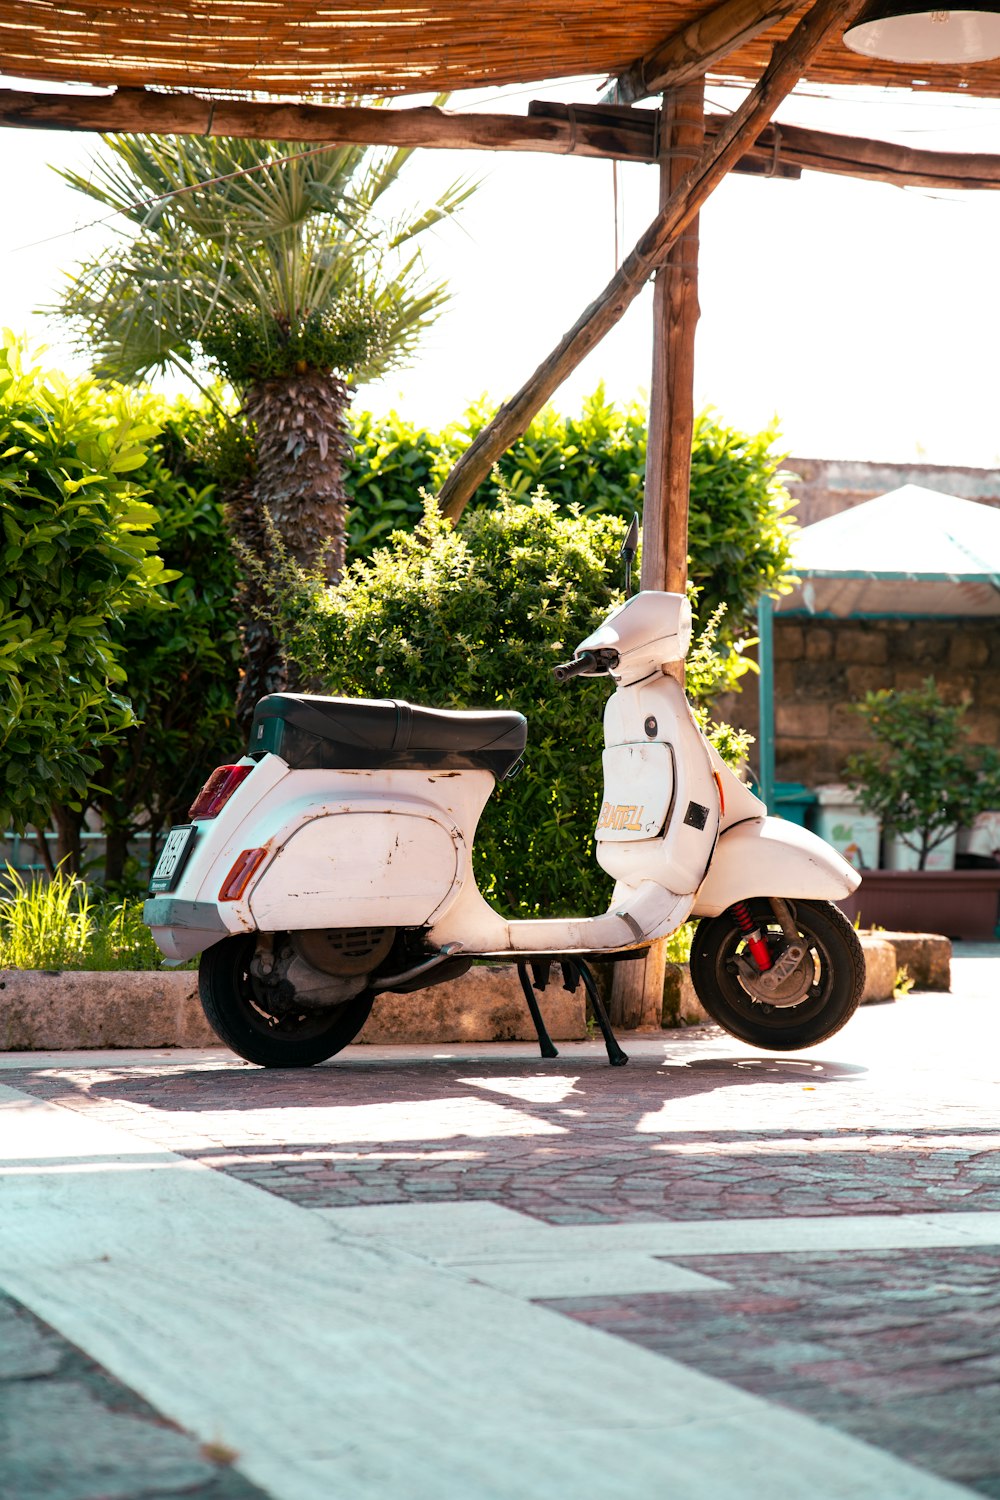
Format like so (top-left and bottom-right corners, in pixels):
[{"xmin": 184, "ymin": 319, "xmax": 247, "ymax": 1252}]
[{"xmin": 2, "ymin": 72, "xmax": 1000, "ymax": 467}]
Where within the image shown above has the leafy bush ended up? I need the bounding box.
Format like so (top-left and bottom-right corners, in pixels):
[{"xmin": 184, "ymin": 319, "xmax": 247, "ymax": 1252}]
[
  {"xmin": 50, "ymin": 396, "xmax": 244, "ymax": 887},
  {"xmin": 845, "ymin": 677, "xmax": 1000, "ymax": 870},
  {"xmin": 0, "ymin": 865, "xmax": 164, "ymax": 971},
  {"xmin": 0, "ymin": 334, "xmax": 176, "ymax": 836},
  {"xmin": 264, "ymin": 493, "xmax": 751, "ymax": 920},
  {"xmin": 343, "ymin": 390, "xmax": 796, "ymax": 636},
  {"xmin": 686, "ymin": 412, "xmax": 793, "ymax": 630}
]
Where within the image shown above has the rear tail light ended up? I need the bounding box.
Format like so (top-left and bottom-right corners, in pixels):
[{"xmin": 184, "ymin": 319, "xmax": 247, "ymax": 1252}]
[
  {"xmin": 219, "ymin": 847, "xmax": 269, "ymax": 902},
  {"xmin": 189, "ymin": 764, "xmax": 253, "ymax": 821}
]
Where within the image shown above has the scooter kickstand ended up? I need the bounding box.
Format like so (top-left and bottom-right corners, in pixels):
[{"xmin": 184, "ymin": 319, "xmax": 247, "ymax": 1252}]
[
  {"xmin": 516, "ymin": 963, "xmax": 559, "ymax": 1059},
  {"xmin": 572, "ymin": 960, "xmax": 629, "ymax": 1067}
]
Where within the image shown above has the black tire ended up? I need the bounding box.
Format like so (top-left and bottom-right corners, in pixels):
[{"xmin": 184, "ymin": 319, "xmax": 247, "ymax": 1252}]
[
  {"xmin": 689, "ymin": 898, "xmax": 864, "ymax": 1051},
  {"xmin": 199, "ymin": 935, "xmax": 375, "ymax": 1067}
]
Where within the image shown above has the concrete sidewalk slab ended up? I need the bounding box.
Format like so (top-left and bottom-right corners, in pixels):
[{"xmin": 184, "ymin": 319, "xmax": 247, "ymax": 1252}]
[
  {"xmin": 0, "ymin": 1081, "xmax": 977, "ymax": 1500},
  {"xmin": 0, "ymin": 950, "xmax": 998, "ymax": 1499}
]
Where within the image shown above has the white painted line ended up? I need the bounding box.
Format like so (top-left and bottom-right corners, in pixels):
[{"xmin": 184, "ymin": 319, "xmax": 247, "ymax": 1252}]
[
  {"xmin": 318, "ymin": 1200, "xmax": 1000, "ymax": 1268},
  {"xmin": 0, "ymin": 1084, "xmax": 976, "ymax": 1500},
  {"xmin": 457, "ymin": 1251, "xmax": 721, "ymax": 1297}
]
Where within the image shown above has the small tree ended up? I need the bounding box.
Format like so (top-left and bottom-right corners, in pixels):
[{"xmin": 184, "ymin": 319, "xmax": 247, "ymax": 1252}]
[
  {"xmin": 0, "ymin": 335, "xmax": 175, "ymax": 864},
  {"xmin": 259, "ymin": 492, "xmax": 752, "ymax": 919},
  {"xmin": 845, "ymin": 677, "xmax": 1000, "ymax": 869},
  {"xmin": 53, "ymin": 130, "xmax": 474, "ymax": 719}
]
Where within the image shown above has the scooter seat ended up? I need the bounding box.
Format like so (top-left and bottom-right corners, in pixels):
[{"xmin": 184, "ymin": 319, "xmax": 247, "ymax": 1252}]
[{"xmin": 249, "ymin": 693, "xmax": 527, "ymax": 779}]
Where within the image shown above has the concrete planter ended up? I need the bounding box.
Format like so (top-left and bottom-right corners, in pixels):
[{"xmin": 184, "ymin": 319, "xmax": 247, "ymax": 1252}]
[
  {"xmin": 838, "ymin": 870, "xmax": 1000, "ymax": 941},
  {"xmin": 0, "ymin": 932, "xmax": 934, "ymax": 1052},
  {"xmin": 0, "ymin": 963, "xmax": 587, "ymax": 1052},
  {"xmin": 360, "ymin": 966, "xmax": 587, "ymax": 1045},
  {"xmin": 0, "ymin": 968, "xmax": 216, "ymax": 1051}
]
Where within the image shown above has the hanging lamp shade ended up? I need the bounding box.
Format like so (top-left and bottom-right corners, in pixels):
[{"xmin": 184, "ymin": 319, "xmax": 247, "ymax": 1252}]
[{"xmin": 844, "ymin": 0, "xmax": 1000, "ymax": 62}]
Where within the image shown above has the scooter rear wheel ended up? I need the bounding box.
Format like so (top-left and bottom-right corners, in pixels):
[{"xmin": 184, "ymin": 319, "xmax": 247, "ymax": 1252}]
[
  {"xmin": 199, "ymin": 935, "xmax": 375, "ymax": 1067},
  {"xmin": 689, "ymin": 898, "xmax": 864, "ymax": 1051}
]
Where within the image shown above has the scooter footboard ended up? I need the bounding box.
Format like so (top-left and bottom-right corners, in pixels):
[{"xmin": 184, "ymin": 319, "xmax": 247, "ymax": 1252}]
[{"xmin": 691, "ymin": 816, "xmax": 860, "ymax": 918}]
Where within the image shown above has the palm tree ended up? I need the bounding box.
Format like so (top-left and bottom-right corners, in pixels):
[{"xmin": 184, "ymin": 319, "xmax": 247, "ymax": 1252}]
[{"xmin": 54, "ymin": 128, "xmax": 473, "ymax": 712}]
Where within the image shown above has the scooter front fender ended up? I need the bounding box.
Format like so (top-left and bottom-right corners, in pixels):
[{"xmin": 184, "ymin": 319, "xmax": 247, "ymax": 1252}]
[{"xmin": 691, "ymin": 816, "xmax": 861, "ymax": 919}]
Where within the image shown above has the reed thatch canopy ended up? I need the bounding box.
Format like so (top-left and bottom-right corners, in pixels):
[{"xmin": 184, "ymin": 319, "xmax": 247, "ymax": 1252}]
[{"xmin": 4, "ymin": 0, "xmax": 1000, "ymax": 103}]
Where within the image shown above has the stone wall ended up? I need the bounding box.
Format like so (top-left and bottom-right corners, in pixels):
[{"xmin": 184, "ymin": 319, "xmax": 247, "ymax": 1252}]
[
  {"xmin": 716, "ymin": 617, "xmax": 1000, "ymax": 788},
  {"xmin": 785, "ymin": 458, "xmax": 1000, "ymax": 528}
]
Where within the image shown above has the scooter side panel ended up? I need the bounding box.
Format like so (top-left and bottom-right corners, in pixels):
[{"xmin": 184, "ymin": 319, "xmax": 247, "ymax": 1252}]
[
  {"xmin": 691, "ymin": 816, "xmax": 862, "ymax": 918},
  {"xmin": 145, "ymin": 761, "xmax": 492, "ymax": 959},
  {"xmin": 248, "ymin": 810, "xmax": 465, "ymax": 929}
]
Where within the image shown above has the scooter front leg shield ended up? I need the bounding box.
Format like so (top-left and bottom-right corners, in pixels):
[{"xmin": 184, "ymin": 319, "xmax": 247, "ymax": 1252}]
[{"xmin": 691, "ymin": 816, "xmax": 861, "ymax": 918}]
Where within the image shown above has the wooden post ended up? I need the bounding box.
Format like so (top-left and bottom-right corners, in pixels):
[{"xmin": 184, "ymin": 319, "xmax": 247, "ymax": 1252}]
[
  {"xmin": 610, "ymin": 82, "xmax": 705, "ymax": 1032},
  {"xmin": 641, "ymin": 80, "xmax": 705, "ymax": 600}
]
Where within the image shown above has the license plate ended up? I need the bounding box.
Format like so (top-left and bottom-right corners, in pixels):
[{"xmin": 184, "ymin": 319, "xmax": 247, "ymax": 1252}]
[{"xmin": 149, "ymin": 825, "xmax": 198, "ymax": 893}]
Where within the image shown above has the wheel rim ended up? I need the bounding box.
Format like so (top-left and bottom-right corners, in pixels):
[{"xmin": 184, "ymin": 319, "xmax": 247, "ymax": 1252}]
[{"xmin": 709, "ymin": 901, "xmax": 836, "ymax": 1032}]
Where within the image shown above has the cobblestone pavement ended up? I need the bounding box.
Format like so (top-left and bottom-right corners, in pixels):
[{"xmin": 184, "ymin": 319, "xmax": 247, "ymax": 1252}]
[
  {"xmin": 1, "ymin": 953, "xmax": 999, "ymax": 1498},
  {"xmin": 545, "ymin": 1247, "xmax": 1000, "ymax": 1496}
]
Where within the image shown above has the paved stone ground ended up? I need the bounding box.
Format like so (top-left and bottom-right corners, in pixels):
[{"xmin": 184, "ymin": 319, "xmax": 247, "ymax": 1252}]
[
  {"xmin": 1, "ymin": 947, "xmax": 999, "ymax": 1498},
  {"xmin": 0, "ymin": 1295, "xmax": 268, "ymax": 1500},
  {"xmin": 545, "ymin": 1247, "xmax": 1000, "ymax": 1496}
]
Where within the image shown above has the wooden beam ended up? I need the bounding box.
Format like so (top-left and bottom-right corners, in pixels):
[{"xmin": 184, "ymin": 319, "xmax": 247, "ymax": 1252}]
[
  {"xmin": 0, "ymin": 87, "xmax": 657, "ymax": 164},
  {"xmin": 708, "ymin": 115, "xmax": 1000, "ymax": 190},
  {"xmin": 437, "ymin": 0, "xmax": 865, "ymax": 524},
  {"xmin": 4, "ymin": 85, "xmax": 997, "ymax": 189},
  {"xmin": 529, "ymin": 99, "xmax": 801, "ymax": 177},
  {"xmin": 606, "ymin": 0, "xmax": 800, "ymax": 106}
]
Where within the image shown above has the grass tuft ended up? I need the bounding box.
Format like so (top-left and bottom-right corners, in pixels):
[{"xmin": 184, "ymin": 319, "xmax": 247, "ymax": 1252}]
[{"xmin": 0, "ymin": 865, "xmax": 165, "ymax": 971}]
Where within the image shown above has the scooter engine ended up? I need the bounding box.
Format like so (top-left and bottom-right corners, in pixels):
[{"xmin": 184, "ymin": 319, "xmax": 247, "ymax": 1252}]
[{"xmin": 249, "ymin": 928, "xmax": 395, "ymax": 1012}]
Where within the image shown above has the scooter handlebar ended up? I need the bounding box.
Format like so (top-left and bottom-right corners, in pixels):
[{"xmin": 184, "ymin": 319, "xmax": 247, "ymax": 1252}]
[{"xmin": 552, "ymin": 648, "xmax": 619, "ymax": 683}]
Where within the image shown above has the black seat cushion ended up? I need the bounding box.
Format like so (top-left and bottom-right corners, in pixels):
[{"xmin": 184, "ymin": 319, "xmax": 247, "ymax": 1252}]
[{"xmin": 249, "ymin": 694, "xmax": 527, "ymax": 779}]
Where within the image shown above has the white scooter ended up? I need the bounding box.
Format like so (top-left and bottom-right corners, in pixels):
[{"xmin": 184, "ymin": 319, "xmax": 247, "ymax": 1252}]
[{"xmin": 144, "ymin": 535, "xmax": 863, "ymax": 1068}]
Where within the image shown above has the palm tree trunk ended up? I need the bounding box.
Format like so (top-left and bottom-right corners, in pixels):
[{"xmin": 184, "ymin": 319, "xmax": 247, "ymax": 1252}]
[
  {"xmin": 225, "ymin": 469, "xmax": 294, "ymax": 731},
  {"xmin": 245, "ymin": 369, "xmax": 353, "ymax": 580},
  {"xmin": 233, "ymin": 370, "xmax": 353, "ymax": 730}
]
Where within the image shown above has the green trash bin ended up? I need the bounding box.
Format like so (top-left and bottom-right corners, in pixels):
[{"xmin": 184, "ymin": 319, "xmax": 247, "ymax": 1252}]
[{"xmin": 772, "ymin": 781, "xmax": 817, "ymax": 827}]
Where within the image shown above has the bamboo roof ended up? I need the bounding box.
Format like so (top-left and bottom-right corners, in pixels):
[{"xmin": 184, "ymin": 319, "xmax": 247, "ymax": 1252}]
[{"xmin": 4, "ymin": 1, "xmax": 1000, "ymax": 104}]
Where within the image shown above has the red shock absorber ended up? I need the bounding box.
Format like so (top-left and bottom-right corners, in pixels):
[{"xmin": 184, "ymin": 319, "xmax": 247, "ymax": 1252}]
[{"xmin": 731, "ymin": 901, "xmax": 773, "ymax": 972}]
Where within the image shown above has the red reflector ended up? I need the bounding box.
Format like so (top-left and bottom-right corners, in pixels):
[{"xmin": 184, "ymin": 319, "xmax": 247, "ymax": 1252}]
[
  {"xmin": 189, "ymin": 764, "xmax": 253, "ymax": 820},
  {"xmin": 218, "ymin": 847, "xmax": 269, "ymax": 902}
]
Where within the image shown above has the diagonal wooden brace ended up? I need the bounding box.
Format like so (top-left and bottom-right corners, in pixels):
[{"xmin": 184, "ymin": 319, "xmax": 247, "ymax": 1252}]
[{"xmin": 437, "ymin": 0, "xmax": 865, "ymax": 524}]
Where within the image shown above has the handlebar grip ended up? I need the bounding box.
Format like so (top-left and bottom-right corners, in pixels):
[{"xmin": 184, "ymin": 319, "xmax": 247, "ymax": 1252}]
[{"xmin": 553, "ymin": 651, "xmax": 598, "ymax": 683}]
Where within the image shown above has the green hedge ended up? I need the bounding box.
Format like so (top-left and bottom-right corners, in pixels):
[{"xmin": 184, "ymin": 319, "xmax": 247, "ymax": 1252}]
[
  {"xmin": 0, "ymin": 335, "xmax": 176, "ymax": 836},
  {"xmin": 53, "ymin": 397, "xmax": 244, "ymax": 886},
  {"xmin": 345, "ymin": 388, "xmax": 796, "ymax": 636}
]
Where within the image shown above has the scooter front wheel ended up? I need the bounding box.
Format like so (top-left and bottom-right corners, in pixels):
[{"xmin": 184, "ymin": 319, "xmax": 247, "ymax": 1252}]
[
  {"xmin": 199, "ymin": 935, "xmax": 375, "ymax": 1067},
  {"xmin": 689, "ymin": 898, "xmax": 864, "ymax": 1051}
]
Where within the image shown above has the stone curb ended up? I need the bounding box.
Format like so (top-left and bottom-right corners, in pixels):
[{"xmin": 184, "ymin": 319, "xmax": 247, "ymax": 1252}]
[
  {"xmin": 0, "ymin": 964, "xmax": 588, "ymax": 1052},
  {"xmin": 0, "ymin": 930, "xmax": 948, "ymax": 1050},
  {"xmin": 0, "ymin": 969, "xmax": 217, "ymax": 1051}
]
